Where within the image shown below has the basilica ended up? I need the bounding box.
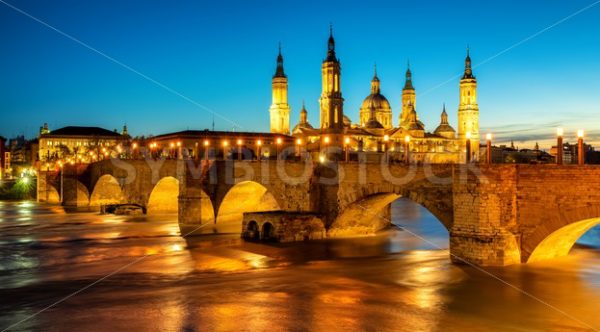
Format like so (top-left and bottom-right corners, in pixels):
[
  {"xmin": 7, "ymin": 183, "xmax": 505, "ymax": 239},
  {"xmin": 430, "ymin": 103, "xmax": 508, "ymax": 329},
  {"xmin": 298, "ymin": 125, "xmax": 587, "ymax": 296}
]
[{"xmin": 269, "ymin": 28, "xmax": 480, "ymax": 163}]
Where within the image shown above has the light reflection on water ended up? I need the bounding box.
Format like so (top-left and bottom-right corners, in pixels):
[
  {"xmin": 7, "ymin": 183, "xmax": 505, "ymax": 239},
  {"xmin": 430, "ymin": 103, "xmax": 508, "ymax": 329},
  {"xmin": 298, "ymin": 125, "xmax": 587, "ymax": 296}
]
[{"xmin": 0, "ymin": 200, "xmax": 599, "ymax": 331}]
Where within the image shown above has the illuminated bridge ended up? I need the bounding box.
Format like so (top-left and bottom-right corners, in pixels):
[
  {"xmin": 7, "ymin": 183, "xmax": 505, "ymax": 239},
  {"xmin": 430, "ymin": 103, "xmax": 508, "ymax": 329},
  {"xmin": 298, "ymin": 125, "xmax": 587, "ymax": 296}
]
[{"xmin": 37, "ymin": 159, "xmax": 600, "ymax": 267}]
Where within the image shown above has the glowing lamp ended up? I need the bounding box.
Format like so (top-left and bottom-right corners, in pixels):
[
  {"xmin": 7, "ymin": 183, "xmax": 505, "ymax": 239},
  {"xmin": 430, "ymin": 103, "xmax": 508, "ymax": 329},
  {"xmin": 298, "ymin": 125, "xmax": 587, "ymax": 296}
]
[
  {"xmin": 132, "ymin": 143, "xmax": 138, "ymax": 149},
  {"xmin": 486, "ymin": 133, "xmax": 492, "ymax": 141},
  {"xmin": 170, "ymin": 142, "xmax": 175, "ymax": 148},
  {"xmin": 276, "ymin": 137, "xmax": 283, "ymax": 145},
  {"xmin": 324, "ymin": 136, "xmax": 330, "ymax": 144},
  {"xmin": 383, "ymin": 135, "xmax": 389, "ymax": 142},
  {"xmin": 319, "ymin": 155, "xmax": 326, "ymax": 163},
  {"xmin": 557, "ymin": 128, "xmax": 564, "ymax": 137},
  {"xmin": 404, "ymin": 135, "xmax": 411, "ymax": 143},
  {"xmin": 237, "ymin": 139, "xmax": 243, "ymax": 145},
  {"xmin": 296, "ymin": 138, "xmax": 302, "ymax": 145},
  {"xmin": 176, "ymin": 141, "xmax": 181, "ymax": 147},
  {"xmin": 256, "ymin": 139, "xmax": 262, "ymax": 146},
  {"xmin": 203, "ymin": 140, "xmax": 209, "ymax": 146},
  {"xmin": 222, "ymin": 140, "xmax": 229, "ymax": 147},
  {"xmin": 344, "ymin": 137, "xmax": 350, "ymax": 145},
  {"xmin": 577, "ymin": 129, "xmax": 584, "ymax": 138},
  {"xmin": 466, "ymin": 132, "xmax": 472, "ymax": 139}
]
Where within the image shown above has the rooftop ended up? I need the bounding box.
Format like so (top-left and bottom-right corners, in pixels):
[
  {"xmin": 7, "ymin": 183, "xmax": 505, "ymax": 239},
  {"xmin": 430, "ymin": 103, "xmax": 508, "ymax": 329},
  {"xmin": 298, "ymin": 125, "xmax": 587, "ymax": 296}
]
[
  {"xmin": 42, "ymin": 126, "xmax": 123, "ymax": 137},
  {"xmin": 152, "ymin": 129, "xmax": 293, "ymax": 140}
]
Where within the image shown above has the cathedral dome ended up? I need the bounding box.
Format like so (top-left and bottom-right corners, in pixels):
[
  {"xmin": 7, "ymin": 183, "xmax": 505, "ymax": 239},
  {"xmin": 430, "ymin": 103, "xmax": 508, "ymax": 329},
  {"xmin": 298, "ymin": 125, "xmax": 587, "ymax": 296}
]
[
  {"xmin": 360, "ymin": 93, "xmax": 391, "ymax": 112},
  {"xmin": 434, "ymin": 105, "xmax": 455, "ymax": 138},
  {"xmin": 359, "ymin": 69, "xmax": 393, "ymax": 129}
]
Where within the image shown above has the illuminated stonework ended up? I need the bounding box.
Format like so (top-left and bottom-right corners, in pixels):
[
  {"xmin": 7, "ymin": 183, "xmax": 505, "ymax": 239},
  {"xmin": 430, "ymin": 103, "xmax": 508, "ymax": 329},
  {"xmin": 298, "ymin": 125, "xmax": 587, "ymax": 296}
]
[
  {"xmin": 359, "ymin": 67, "xmax": 393, "ymax": 129},
  {"xmin": 269, "ymin": 45, "xmax": 291, "ymax": 135},
  {"xmin": 457, "ymin": 48, "xmax": 480, "ymax": 162},
  {"xmin": 289, "ymin": 29, "xmax": 479, "ymax": 164}
]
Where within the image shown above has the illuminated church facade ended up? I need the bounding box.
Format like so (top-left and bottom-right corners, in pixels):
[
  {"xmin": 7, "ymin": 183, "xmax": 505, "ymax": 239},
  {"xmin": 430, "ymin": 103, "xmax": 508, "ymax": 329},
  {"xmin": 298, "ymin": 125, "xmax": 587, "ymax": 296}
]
[{"xmin": 269, "ymin": 28, "xmax": 480, "ymax": 163}]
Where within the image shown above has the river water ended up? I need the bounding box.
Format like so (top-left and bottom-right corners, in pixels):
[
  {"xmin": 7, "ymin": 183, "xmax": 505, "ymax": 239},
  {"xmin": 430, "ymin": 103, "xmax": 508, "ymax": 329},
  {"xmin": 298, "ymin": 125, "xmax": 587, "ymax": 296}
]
[{"xmin": 1, "ymin": 200, "xmax": 599, "ymax": 331}]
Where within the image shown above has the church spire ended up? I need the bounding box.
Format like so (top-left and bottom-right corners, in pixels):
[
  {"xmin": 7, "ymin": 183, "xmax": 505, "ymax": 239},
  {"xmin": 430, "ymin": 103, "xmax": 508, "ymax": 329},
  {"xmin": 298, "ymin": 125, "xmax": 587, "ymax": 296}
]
[
  {"xmin": 274, "ymin": 42, "xmax": 285, "ymax": 78},
  {"xmin": 371, "ymin": 63, "xmax": 380, "ymax": 94},
  {"xmin": 403, "ymin": 61, "xmax": 414, "ymax": 90},
  {"xmin": 440, "ymin": 103, "xmax": 449, "ymax": 125},
  {"xmin": 463, "ymin": 46, "xmax": 474, "ymax": 79},
  {"xmin": 326, "ymin": 23, "xmax": 337, "ymax": 62},
  {"xmin": 300, "ymin": 100, "xmax": 308, "ymax": 124}
]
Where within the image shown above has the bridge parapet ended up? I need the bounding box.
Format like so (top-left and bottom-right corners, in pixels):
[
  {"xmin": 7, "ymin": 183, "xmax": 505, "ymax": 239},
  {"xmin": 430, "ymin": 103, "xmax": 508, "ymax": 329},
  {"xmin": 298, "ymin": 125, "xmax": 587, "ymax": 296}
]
[{"xmin": 450, "ymin": 164, "xmax": 600, "ymax": 266}]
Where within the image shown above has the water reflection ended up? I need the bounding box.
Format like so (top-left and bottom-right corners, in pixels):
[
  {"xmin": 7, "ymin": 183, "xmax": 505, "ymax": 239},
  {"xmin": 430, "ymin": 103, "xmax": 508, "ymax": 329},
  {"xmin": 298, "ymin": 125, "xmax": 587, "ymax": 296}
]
[{"xmin": 0, "ymin": 200, "xmax": 599, "ymax": 331}]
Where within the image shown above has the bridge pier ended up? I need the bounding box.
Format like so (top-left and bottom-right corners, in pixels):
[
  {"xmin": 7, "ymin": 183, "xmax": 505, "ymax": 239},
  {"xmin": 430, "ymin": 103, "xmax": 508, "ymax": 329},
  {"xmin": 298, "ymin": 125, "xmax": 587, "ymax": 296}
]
[{"xmin": 449, "ymin": 166, "xmax": 521, "ymax": 266}]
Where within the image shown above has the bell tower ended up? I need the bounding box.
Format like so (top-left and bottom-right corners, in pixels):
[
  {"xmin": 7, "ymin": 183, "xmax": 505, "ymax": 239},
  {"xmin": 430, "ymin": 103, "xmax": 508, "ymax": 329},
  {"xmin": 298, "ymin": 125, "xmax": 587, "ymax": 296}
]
[
  {"xmin": 400, "ymin": 62, "xmax": 416, "ymax": 128},
  {"xmin": 269, "ymin": 44, "xmax": 291, "ymax": 134},
  {"xmin": 457, "ymin": 48, "xmax": 480, "ymax": 161},
  {"xmin": 319, "ymin": 25, "xmax": 344, "ymax": 134}
]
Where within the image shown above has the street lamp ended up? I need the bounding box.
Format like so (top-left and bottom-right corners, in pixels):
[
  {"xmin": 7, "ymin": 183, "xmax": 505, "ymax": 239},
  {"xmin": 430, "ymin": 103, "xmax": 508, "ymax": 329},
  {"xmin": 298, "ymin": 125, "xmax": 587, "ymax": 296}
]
[
  {"xmin": 276, "ymin": 137, "xmax": 283, "ymax": 160},
  {"xmin": 383, "ymin": 134, "xmax": 390, "ymax": 163},
  {"xmin": 556, "ymin": 127, "xmax": 564, "ymax": 165},
  {"xmin": 256, "ymin": 139, "xmax": 262, "ymax": 160},
  {"xmin": 465, "ymin": 132, "xmax": 472, "ymax": 163},
  {"xmin": 222, "ymin": 140, "xmax": 229, "ymax": 160},
  {"xmin": 203, "ymin": 140, "xmax": 210, "ymax": 160},
  {"xmin": 344, "ymin": 136, "xmax": 350, "ymax": 162},
  {"xmin": 404, "ymin": 135, "xmax": 411, "ymax": 163},
  {"xmin": 486, "ymin": 133, "xmax": 492, "ymax": 164},
  {"xmin": 237, "ymin": 139, "xmax": 243, "ymax": 160},
  {"xmin": 296, "ymin": 138, "xmax": 302, "ymax": 159},
  {"xmin": 577, "ymin": 129, "xmax": 585, "ymax": 166}
]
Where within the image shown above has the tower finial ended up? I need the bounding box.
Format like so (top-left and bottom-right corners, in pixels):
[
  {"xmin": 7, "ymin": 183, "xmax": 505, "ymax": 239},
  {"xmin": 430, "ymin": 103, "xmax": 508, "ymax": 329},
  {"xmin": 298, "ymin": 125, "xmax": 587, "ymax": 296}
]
[
  {"xmin": 463, "ymin": 46, "xmax": 474, "ymax": 79},
  {"xmin": 407, "ymin": 59, "xmax": 410, "ymax": 70},
  {"xmin": 326, "ymin": 23, "xmax": 337, "ymax": 61},
  {"xmin": 374, "ymin": 63, "xmax": 377, "ymax": 78},
  {"xmin": 274, "ymin": 43, "xmax": 285, "ymax": 77},
  {"xmin": 403, "ymin": 61, "xmax": 414, "ymax": 90}
]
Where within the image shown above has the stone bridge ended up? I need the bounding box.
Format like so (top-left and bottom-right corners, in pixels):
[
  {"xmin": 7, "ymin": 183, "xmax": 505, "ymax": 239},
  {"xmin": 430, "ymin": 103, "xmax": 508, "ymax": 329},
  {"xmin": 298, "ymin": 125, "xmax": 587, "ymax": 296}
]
[{"xmin": 37, "ymin": 159, "xmax": 600, "ymax": 266}]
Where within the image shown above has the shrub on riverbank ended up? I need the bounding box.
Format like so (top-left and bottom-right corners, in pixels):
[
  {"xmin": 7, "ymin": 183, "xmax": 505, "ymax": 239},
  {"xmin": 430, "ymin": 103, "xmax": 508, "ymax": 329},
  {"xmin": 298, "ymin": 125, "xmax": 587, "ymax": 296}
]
[{"xmin": 0, "ymin": 178, "xmax": 37, "ymax": 200}]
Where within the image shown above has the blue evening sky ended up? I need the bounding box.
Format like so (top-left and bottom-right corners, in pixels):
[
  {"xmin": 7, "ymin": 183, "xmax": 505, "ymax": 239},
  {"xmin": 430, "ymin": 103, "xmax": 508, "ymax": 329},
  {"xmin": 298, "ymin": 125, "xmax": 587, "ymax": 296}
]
[{"xmin": 1, "ymin": 0, "xmax": 599, "ymax": 148}]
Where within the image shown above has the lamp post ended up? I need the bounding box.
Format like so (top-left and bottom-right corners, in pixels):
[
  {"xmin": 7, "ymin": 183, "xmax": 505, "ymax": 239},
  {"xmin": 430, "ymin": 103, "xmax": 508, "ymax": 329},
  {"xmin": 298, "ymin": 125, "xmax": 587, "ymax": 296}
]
[
  {"xmin": 322, "ymin": 136, "xmax": 330, "ymax": 160},
  {"xmin": 556, "ymin": 127, "xmax": 563, "ymax": 165},
  {"xmin": 577, "ymin": 129, "xmax": 585, "ymax": 166},
  {"xmin": 276, "ymin": 137, "xmax": 283, "ymax": 160},
  {"xmin": 296, "ymin": 138, "xmax": 302, "ymax": 160},
  {"xmin": 465, "ymin": 132, "xmax": 472, "ymax": 163},
  {"xmin": 486, "ymin": 133, "xmax": 492, "ymax": 164},
  {"xmin": 344, "ymin": 136, "xmax": 350, "ymax": 162},
  {"xmin": 256, "ymin": 139, "xmax": 262, "ymax": 161},
  {"xmin": 237, "ymin": 139, "xmax": 243, "ymax": 161},
  {"xmin": 58, "ymin": 162, "xmax": 64, "ymax": 204},
  {"xmin": 222, "ymin": 140, "xmax": 229, "ymax": 160},
  {"xmin": 131, "ymin": 142, "xmax": 138, "ymax": 159},
  {"xmin": 404, "ymin": 135, "xmax": 411, "ymax": 164},
  {"xmin": 383, "ymin": 134, "xmax": 390, "ymax": 163},
  {"xmin": 203, "ymin": 140, "xmax": 210, "ymax": 160},
  {"xmin": 176, "ymin": 141, "xmax": 182, "ymax": 159}
]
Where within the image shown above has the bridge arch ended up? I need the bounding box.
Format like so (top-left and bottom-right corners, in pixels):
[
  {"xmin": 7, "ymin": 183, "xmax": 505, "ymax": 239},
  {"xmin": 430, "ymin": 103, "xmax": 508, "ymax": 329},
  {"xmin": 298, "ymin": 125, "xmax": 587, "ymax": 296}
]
[
  {"xmin": 524, "ymin": 206, "xmax": 600, "ymax": 263},
  {"xmin": 216, "ymin": 181, "xmax": 281, "ymax": 231},
  {"xmin": 74, "ymin": 181, "xmax": 90, "ymax": 206},
  {"xmin": 147, "ymin": 176, "xmax": 179, "ymax": 215},
  {"xmin": 330, "ymin": 184, "xmax": 453, "ymax": 237},
  {"xmin": 44, "ymin": 185, "xmax": 61, "ymax": 204},
  {"xmin": 90, "ymin": 174, "xmax": 124, "ymax": 207}
]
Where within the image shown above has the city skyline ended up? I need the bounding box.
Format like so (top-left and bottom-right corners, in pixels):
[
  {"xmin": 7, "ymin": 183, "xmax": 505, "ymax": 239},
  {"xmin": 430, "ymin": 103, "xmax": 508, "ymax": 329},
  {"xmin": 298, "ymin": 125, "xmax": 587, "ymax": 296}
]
[{"xmin": 1, "ymin": 0, "xmax": 599, "ymax": 148}]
